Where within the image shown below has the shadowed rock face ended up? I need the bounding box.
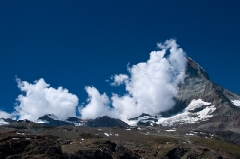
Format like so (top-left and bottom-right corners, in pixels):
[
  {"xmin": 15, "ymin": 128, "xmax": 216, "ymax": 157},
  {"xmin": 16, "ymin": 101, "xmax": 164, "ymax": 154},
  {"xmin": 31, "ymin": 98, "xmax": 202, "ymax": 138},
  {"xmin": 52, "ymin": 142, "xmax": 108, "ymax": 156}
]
[
  {"xmin": 38, "ymin": 114, "xmax": 74, "ymax": 126},
  {"xmin": 0, "ymin": 133, "xmax": 63, "ymax": 158},
  {"xmin": 161, "ymin": 57, "xmax": 240, "ymax": 131},
  {"xmin": 164, "ymin": 57, "xmax": 223, "ymax": 116},
  {"xmin": 165, "ymin": 148, "xmax": 188, "ymax": 159},
  {"xmin": 86, "ymin": 116, "xmax": 129, "ymax": 127},
  {"xmin": 35, "ymin": 115, "xmax": 129, "ymax": 128}
]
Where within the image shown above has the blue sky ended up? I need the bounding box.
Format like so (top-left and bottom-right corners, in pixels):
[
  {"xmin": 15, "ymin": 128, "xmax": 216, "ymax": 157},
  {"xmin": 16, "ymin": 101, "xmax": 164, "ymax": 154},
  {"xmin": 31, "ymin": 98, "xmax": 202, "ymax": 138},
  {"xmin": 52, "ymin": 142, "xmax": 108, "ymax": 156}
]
[{"xmin": 1, "ymin": 0, "xmax": 240, "ymax": 116}]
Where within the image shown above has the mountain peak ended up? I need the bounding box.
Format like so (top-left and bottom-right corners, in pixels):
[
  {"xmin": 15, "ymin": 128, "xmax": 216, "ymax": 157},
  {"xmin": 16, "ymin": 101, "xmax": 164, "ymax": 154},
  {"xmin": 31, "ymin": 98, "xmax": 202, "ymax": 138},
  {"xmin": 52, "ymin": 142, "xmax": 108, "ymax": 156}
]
[{"xmin": 187, "ymin": 57, "xmax": 210, "ymax": 80}]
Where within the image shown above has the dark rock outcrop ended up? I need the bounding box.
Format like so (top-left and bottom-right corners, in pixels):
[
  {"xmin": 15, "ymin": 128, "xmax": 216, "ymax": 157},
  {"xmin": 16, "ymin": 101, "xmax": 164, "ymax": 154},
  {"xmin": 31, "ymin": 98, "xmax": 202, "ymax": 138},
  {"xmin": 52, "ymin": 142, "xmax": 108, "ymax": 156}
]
[
  {"xmin": 215, "ymin": 130, "xmax": 240, "ymax": 145},
  {"xmin": 86, "ymin": 116, "xmax": 129, "ymax": 128},
  {"xmin": 0, "ymin": 118, "xmax": 16, "ymax": 123},
  {"xmin": 38, "ymin": 114, "xmax": 74, "ymax": 126},
  {"xmin": 165, "ymin": 148, "xmax": 188, "ymax": 159},
  {"xmin": 0, "ymin": 132, "xmax": 63, "ymax": 158}
]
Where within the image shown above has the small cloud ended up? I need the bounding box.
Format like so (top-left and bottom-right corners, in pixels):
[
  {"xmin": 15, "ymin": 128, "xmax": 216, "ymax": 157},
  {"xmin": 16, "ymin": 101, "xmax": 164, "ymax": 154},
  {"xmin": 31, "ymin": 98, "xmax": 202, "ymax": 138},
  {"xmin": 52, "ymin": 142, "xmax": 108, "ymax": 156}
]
[{"xmin": 110, "ymin": 74, "xmax": 129, "ymax": 86}]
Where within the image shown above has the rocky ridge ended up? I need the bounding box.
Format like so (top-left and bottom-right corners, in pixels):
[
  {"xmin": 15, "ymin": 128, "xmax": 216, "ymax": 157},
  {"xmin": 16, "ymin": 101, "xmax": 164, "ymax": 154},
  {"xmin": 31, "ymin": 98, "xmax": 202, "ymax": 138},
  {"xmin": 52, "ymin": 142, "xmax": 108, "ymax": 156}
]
[{"xmin": 129, "ymin": 57, "xmax": 240, "ymax": 132}]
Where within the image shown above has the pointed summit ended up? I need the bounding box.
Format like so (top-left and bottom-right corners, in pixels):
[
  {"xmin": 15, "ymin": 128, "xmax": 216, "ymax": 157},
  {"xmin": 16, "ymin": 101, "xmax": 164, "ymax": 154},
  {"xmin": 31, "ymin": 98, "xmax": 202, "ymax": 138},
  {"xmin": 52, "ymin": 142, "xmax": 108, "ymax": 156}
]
[
  {"xmin": 129, "ymin": 57, "xmax": 240, "ymax": 132},
  {"xmin": 161, "ymin": 57, "xmax": 240, "ymax": 131}
]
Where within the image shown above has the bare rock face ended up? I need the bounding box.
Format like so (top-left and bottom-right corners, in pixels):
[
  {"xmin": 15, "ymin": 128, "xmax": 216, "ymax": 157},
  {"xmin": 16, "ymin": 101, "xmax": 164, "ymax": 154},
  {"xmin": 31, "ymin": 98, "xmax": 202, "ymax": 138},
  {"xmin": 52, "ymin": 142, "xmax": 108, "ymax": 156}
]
[
  {"xmin": 0, "ymin": 131, "xmax": 63, "ymax": 158},
  {"xmin": 163, "ymin": 57, "xmax": 227, "ymax": 116},
  {"xmin": 163, "ymin": 57, "xmax": 240, "ymax": 131},
  {"xmin": 165, "ymin": 148, "xmax": 188, "ymax": 159},
  {"xmin": 85, "ymin": 116, "xmax": 129, "ymax": 128}
]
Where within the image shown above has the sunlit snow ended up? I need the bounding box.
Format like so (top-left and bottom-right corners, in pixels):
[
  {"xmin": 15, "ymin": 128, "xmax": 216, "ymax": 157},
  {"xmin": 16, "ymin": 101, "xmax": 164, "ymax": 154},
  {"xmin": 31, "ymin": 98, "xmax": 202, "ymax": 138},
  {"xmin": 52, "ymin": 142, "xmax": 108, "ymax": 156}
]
[
  {"xmin": 36, "ymin": 120, "xmax": 49, "ymax": 123},
  {"xmin": 165, "ymin": 129, "xmax": 176, "ymax": 132},
  {"xmin": 232, "ymin": 100, "xmax": 240, "ymax": 107},
  {"xmin": 0, "ymin": 119, "xmax": 8, "ymax": 125},
  {"xmin": 157, "ymin": 99, "xmax": 215, "ymax": 126},
  {"xmin": 126, "ymin": 99, "xmax": 216, "ymax": 126},
  {"xmin": 126, "ymin": 115, "xmax": 158, "ymax": 126},
  {"xmin": 184, "ymin": 99, "xmax": 211, "ymax": 111},
  {"xmin": 104, "ymin": 133, "xmax": 109, "ymax": 137}
]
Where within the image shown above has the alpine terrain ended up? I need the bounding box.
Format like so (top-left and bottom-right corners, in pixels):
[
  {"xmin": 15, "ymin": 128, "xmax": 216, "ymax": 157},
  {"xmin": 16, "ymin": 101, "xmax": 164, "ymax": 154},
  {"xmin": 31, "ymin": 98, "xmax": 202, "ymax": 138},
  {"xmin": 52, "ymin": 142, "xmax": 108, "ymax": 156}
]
[{"xmin": 1, "ymin": 57, "xmax": 240, "ymax": 158}]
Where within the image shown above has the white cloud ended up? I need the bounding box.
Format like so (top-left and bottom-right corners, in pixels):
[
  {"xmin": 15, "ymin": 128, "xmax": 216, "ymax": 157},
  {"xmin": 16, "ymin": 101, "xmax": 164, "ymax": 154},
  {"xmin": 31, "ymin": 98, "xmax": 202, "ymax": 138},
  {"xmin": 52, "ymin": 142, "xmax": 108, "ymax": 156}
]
[
  {"xmin": 15, "ymin": 78, "xmax": 79, "ymax": 121},
  {"xmin": 111, "ymin": 74, "xmax": 129, "ymax": 86},
  {"xmin": 0, "ymin": 110, "xmax": 12, "ymax": 118},
  {"xmin": 80, "ymin": 39, "xmax": 187, "ymax": 121},
  {"xmin": 80, "ymin": 86, "xmax": 111, "ymax": 119},
  {"xmin": 7, "ymin": 39, "xmax": 186, "ymax": 122}
]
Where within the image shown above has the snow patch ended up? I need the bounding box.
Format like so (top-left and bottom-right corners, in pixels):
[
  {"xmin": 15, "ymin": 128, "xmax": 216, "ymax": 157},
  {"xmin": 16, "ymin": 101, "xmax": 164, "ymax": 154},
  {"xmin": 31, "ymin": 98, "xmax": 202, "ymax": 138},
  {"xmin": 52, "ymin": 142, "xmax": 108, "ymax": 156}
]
[
  {"xmin": 184, "ymin": 99, "xmax": 211, "ymax": 112},
  {"xmin": 36, "ymin": 120, "xmax": 49, "ymax": 124},
  {"xmin": 126, "ymin": 115, "xmax": 158, "ymax": 126},
  {"xmin": 232, "ymin": 100, "xmax": 240, "ymax": 107},
  {"xmin": 126, "ymin": 99, "xmax": 216, "ymax": 126},
  {"xmin": 12, "ymin": 138, "xmax": 19, "ymax": 140},
  {"xmin": 65, "ymin": 120, "xmax": 84, "ymax": 126},
  {"xmin": 104, "ymin": 133, "xmax": 109, "ymax": 137},
  {"xmin": 165, "ymin": 129, "xmax": 176, "ymax": 132},
  {"xmin": 16, "ymin": 132, "xmax": 26, "ymax": 135},
  {"xmin": 74, "ymin": 123, "xmax": 83, "ymax": 126},
  {"xmin": 157, "ymin": 99, "xmax": 215, "ymax": 126},
  {"xmin": 0, "ymin": 119, "xmax": 9, "ymax": 125}
]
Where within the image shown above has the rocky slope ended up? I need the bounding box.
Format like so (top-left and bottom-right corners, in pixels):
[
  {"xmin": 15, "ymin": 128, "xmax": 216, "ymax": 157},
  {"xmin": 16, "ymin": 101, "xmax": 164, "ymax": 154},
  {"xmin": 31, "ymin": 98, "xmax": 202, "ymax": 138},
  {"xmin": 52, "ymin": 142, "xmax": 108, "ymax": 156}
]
[
  {"xmin": 129, "ymin": 57, "xmax": 240, "ymax": 133},
  {"xmin": 167, "ymin": 58, "xmax": 240, "ymax": 131},
  {"xmin": 1, "ymin": 123, "xmax": 239, "ymax": 159}
]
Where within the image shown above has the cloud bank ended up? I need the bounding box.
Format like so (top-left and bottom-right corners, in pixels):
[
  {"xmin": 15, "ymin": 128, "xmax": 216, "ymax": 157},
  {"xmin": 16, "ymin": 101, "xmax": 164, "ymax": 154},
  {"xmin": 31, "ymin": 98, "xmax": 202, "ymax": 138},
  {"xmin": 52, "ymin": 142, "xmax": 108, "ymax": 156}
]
[
  {"xmin": 14, "ymin": 78, "xmax": 79, "ymax": 121},
  {"xmin": 0, "ymin": 110, "xmax": 12, "ymax": 119},
  {"xmin": 80, "ymin": 39, "xmax": 187, "ymax": 121},
  {"xmin": 2, "ymin": 39, "xmax": 187, "ymax": 122}
]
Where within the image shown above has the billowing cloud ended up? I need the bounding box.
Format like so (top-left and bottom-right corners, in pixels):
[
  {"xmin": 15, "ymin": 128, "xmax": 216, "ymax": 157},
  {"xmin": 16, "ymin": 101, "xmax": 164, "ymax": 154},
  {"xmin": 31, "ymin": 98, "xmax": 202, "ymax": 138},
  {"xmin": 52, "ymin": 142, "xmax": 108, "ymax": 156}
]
[
  {"xmin": 80, "ymin": 86, "xmax": 111, "ymax": 119},
  {"xmin": 15, "ymin": 78, "xmax": 79, "ymax": 121},
  {"xmin": 80, "ymin": 39, "xmax": 187, "ymax": 121},
  {"xmin": 0, "ymin": 110, "xmax": 12, "ymax": 118},
  {"xmin": 7, "ymin": 39, "xmax": 187, "ymax": 122}
]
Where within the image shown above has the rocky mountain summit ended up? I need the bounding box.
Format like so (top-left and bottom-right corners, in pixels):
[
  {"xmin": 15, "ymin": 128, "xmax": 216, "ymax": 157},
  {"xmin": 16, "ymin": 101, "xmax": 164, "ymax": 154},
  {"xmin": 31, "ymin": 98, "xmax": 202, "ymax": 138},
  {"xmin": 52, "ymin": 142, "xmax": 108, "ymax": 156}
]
[
  {"xmin": 129, "ymin": 57, "xmax": 240, "ymax": 132},
  {"xmin": 174, "ymin": 58, "xmax": 240, "ymax": 131}
]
